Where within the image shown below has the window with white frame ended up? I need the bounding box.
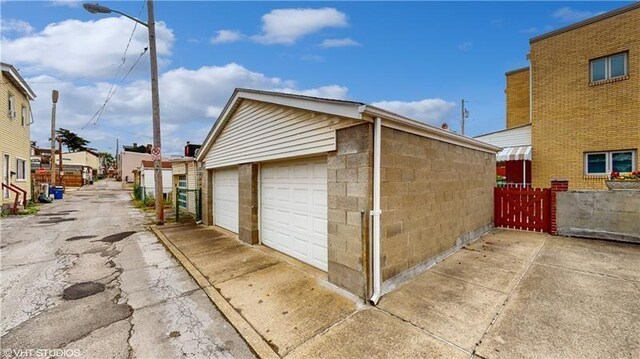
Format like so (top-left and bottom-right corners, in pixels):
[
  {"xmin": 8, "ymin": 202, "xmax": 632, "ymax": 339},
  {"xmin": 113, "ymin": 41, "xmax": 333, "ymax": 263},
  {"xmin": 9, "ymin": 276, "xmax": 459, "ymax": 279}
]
[
  {"xmin": 21, "ymin": 105, "xmax": 27, "ymax": 126},
  {"xmin": 590, "ymin": 52, "xmax": 628, "ymax": 83},
  {"xmin": 8, "ymin": 92, "xmax": 16, "ymax": 118},
  {"xmin": 16, "ymin": 158, "xmax": 26, "ymax": 180},
  {"xmin": 584, "ymin": 150, "xmax": 636, "ymax": 175}
]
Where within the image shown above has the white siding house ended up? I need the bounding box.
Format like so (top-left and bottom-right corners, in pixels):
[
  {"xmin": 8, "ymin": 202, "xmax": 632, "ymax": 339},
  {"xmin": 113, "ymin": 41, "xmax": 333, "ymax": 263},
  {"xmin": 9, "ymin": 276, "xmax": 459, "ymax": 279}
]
[{"xmin": 139, "ymin": 160, "xmax": 173, "ymax": 199}]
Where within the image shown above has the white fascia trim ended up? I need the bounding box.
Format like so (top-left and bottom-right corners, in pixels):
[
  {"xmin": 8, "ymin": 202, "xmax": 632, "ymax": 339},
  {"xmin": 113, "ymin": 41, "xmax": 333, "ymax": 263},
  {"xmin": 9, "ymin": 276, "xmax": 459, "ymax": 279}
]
[
  {"xmin": 363, "ymin": 106, "xmax": 500, "ymax": 154},
  {"xmin": 240, "ymin": 91, "xmax": 363, "ymax": 121},
  {"xmin": 1, "ymin": 65, "xmax": 36, "ymax": 100},
  {"xmin": 196, "ymin": 89, "xmax": 364, "ymax": 163}
]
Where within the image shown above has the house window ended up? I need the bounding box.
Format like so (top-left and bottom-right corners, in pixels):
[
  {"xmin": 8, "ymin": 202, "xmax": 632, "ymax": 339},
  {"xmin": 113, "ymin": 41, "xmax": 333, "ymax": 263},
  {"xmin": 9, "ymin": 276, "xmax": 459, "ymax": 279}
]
[
  {"xmin": 590, "ymin": 52, "xmax": 628, "ymax": 83},
  {"xmin": 8, "ymin": 92, "xmax": 16, "ymax": 118},
  {"xmin": 16, "ymin": 158, "xmax": 26, "ymax": 180},
  {"xmin": 584, "ymin": 150, "xmax": 637, "ymax": 175},
  {"xmin": 21, "ymin": 106, "xmax": 27, "ymax": 126}
]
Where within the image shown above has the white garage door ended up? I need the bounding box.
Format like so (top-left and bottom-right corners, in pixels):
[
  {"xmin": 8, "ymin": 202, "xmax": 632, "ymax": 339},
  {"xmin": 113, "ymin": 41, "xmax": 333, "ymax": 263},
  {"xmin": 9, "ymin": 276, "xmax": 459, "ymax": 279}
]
[
  {"xmin": 214, "ymin": 167, "xmax": 239, "ymax": 233},
  {"xmin": 261, "ymin": 157, "xmax": 328, "ymax": 271}
]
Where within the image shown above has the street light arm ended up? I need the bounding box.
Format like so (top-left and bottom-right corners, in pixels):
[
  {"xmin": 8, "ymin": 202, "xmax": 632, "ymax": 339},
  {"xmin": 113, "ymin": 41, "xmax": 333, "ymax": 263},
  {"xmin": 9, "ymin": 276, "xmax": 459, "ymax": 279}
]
[{"xmin": 110, "ymin": 9, "xmax": 148, "ymax": 27}]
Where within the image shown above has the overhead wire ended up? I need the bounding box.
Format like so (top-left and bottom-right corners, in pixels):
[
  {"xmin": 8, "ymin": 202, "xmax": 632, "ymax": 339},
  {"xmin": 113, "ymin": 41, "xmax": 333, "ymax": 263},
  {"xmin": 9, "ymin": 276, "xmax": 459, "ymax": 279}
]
[{"xmin": 80, "ymin": 0, "xmax": 147, "ymax": 130}]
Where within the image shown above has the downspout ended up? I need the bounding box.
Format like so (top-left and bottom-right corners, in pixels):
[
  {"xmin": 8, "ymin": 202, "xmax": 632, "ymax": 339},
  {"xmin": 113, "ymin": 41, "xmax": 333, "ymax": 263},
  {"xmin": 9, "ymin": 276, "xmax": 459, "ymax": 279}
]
[{"xmin": 369, "ymin": 116, "xmax": 382, "ymax": 305}]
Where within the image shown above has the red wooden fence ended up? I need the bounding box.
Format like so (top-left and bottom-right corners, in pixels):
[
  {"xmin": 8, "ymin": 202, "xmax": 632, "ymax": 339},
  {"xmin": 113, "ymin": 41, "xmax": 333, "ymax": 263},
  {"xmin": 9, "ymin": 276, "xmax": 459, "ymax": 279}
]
[{"xmin": 494, "ymin": 187, "xmax": 551, "ymax": 233}]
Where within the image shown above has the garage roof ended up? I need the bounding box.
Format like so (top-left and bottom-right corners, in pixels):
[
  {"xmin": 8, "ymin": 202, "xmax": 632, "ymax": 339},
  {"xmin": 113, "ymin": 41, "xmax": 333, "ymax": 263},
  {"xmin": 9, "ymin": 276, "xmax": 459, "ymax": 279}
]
[{"xmin": 197, "ymin": 89, "xmax": 499, "ymax": 162}]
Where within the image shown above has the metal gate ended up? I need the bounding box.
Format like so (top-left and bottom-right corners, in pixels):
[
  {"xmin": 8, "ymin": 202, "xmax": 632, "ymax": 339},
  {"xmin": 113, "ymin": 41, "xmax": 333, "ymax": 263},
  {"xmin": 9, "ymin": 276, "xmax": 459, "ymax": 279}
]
[
  {"xmin": 175, "ymin": 187, "xmax": 202, "ymax": 223},
  {"xmin": 494, "ymin": 187, "xmax": 551, "ymax": 233}
]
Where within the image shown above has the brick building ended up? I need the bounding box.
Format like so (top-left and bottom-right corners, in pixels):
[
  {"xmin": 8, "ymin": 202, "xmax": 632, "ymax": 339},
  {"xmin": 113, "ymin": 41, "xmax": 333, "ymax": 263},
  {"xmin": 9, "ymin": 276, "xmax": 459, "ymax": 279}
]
[
  {"xmin": 497, "ymin": 3, "xmax": 640, "ymax": 189},
  {"xmin": 196, "ymin": 88, "xmax": 498, "ymax": 300}
]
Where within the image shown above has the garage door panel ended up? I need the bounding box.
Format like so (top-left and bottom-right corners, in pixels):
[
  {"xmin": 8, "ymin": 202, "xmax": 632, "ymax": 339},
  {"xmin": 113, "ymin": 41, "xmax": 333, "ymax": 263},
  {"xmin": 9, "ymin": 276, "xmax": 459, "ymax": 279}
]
[
  {"xmin": 214, "ymin": 168, "xmax": 239, "ymax": 233},
  {"xmin": 261, "ymin": 157, "xmax": 328, "ymax": 271}
]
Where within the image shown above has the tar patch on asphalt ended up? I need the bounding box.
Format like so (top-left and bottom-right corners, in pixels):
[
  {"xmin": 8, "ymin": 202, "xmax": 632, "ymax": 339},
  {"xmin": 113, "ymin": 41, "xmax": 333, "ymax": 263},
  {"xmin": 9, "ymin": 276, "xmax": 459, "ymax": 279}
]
[
  {"xmin": 98, "ymin": 231, "xmax": 137, "ymax": 243},
  {"xmin": 66, "ymin": 235, "xmax": 98, "ymax": 241},
  {"xmin": 38, "ymin": 217, "xmax": 77, "ymax": 224},
  {"xmin": 62, "ymin": 282, "xmax": 106, "ymax": 300}
]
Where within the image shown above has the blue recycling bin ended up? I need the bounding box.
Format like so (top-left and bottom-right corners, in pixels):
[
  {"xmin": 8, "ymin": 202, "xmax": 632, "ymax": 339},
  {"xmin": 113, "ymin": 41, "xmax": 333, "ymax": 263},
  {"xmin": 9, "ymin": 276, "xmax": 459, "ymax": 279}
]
[{"xmin": 49, "ymin": 186, "xmax": 64, "ymax": 200}]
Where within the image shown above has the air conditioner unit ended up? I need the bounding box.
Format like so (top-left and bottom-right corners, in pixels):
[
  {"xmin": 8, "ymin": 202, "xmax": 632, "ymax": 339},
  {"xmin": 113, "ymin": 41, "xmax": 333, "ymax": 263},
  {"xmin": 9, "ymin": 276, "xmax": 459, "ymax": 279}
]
[{"xmin": 8, "ymin": 110, "xmax": 17, "ymax": 118}]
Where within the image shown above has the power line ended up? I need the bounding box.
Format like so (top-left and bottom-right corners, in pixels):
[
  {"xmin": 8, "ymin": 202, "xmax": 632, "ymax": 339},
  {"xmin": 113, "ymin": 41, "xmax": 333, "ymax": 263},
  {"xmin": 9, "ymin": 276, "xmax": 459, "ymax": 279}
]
[
  {"xmin": 80, "ymin": 0, "xmax": 147, "ymax": 131},
  {"xmin": 80, "ymin": 46, "xmax": 148, "ymax": 130}
]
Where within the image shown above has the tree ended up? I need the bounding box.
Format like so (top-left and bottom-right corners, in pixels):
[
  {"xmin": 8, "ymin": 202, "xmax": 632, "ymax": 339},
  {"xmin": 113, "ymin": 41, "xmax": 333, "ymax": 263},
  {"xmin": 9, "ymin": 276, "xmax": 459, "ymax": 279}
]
[
  {"xmin": 55, "ymin": 128, "xmax": 90, "ymax": 152},
  {"xmin": 98, "ymin": 152, "xmax": 115, "ymax": 165}
]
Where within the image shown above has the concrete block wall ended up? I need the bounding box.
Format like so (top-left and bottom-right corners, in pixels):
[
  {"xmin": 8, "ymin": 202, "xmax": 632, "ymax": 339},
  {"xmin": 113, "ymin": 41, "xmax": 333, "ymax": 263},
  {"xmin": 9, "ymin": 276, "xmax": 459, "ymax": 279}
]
[
  {"xmin": 238, "ymin": 163, "xmax": 259, "ymax": 244},
  {"xmin": 201, "ymin": 168, "xmax": 213, "ymax": 226},
  {"xmin": 557, "ymin": 190, "xmax": 640, "ymax": 243},
  {"xmin": 379, "ymin": 127, "xmax": 495, "ymax": 282},
  {"xmin": 530, "ymin": 7, "xmax": 640, "ymax": 189},
  {"xmin": 327, "ymin": 123, "xmax": 372, "ymax": 298}
]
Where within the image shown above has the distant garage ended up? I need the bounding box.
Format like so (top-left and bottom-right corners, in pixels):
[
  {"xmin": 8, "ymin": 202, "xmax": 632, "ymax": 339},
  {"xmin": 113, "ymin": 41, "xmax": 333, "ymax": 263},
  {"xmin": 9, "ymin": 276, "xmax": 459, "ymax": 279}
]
[{"xmin": 196, "ymin": 88, "xmax": 499, "ymax": 301}]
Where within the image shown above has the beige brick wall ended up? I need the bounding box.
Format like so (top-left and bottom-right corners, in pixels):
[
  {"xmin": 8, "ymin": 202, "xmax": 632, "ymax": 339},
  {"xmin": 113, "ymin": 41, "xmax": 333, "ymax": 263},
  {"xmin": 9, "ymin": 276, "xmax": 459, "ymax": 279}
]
[
  {"xmin": 238, "ymin": 163, "xmax": 258, "ymax": 244},
  {"xmin": 1, "ymin": 73, "xmax": 32, "ymax": 205},
  {"xmin": 380, "ymin": 127, "xmax": 495, "ymax": 281},
  {"xmin": 327, "ymin": 123, "xmax": 372, "ymax": 298},
  {"xmin": 506, "ymin": 68, "xmax": 530, "ymax": 129},
  {"xmin": 530, "ymin": 7, "xmax": 640, "ymax": 189}
]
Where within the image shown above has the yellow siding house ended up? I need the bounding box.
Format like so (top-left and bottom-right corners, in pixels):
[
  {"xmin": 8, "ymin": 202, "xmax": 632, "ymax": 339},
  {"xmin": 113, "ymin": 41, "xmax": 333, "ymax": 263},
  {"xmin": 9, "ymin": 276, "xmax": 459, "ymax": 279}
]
[{"xmin": 1, "ymin": 63, "xmax": 36, "ymax": 209}]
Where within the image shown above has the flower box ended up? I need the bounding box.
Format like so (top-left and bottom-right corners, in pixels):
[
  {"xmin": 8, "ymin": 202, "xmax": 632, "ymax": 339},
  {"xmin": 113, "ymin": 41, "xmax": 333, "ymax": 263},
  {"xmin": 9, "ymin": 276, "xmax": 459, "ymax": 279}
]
[{"xmin": 605, "ymin": 180, "xmax": 640, "ymax": 190}]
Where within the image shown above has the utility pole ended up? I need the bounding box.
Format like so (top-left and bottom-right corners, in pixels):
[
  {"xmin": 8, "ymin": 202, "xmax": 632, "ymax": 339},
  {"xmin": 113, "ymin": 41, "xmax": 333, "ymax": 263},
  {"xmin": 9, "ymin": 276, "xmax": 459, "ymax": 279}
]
[
  {"xmin": 460, "ymin": 99, "xmax": 469, "ymax": 136},
  {"xmin": 50, "ymin": 90, "xmax": 59, "ymax": 184},
  {"xmin": 82, "ymin": 1, "xmax": 164, "ymax": 223},
  {"xmin": 147, "ymin": 0, "xmax": 164, "ymax": 224}
]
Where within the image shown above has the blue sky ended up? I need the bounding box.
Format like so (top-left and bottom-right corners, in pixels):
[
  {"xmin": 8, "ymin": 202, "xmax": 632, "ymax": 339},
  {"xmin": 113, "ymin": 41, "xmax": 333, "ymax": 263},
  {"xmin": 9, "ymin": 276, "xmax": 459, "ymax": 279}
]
[{"xmin": 1, "ymin": 1, "xmax": 630, "ymax": 155}]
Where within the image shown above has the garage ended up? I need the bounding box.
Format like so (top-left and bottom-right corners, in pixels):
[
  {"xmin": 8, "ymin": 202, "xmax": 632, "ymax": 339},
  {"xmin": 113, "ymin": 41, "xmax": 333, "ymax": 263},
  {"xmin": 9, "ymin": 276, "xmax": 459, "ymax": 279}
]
[
  {"xmin": 197, "ymin": 89, "xmax": 498, "ymax": 300},
  {"xmin": 260, "ymin": 157, "xmax": 328, "ymax": 271},
  {"xmin": 214, "ymin": 167, "xmax": 239, "ymax": 233}
]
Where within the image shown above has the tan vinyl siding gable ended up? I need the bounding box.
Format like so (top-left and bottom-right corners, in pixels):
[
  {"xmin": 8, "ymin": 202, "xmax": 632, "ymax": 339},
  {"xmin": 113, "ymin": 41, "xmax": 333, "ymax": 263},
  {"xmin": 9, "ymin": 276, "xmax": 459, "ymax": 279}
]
[
  {"xmin": 204, "ymin": 99, "xmax": 359, "ymax": 169},
  {"xmin": 173, "ymin": 162, "xmax": 187, "ymax": 175},
  {"xmin": 1, "ymin": 72, "xmax": 32, "ymax": 203}
]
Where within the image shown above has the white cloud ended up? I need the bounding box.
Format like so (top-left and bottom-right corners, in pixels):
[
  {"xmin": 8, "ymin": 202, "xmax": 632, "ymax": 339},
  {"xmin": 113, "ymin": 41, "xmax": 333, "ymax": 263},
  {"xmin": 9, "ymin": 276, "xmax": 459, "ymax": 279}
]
[
  {"xmin": 210, "ymin": 30, "xmax": 244, "ymax": 44},
  {"xmin": 552, "ymin": 7, "xmax": 604, "ymax": 22},
  {"xmin": 457, "ymin": 41, "xmax": 472, "ymax": 52},
  {"xmin": 49, "ymin": 0, "xmax": 82, "ymax": 7},
  {"xmin": 0, "ymin": 19, "xmax": 34, "ymax": 35},
  {"xmin": 253, "ymin": 8, "xmax": 348, "ymax": 45},
  {"xmin": 26, "ymin": 64, "xmax": 349, "ymax": 155},
  {"xmin": 370, "ymin": 98, "xmax": 457, "ymax": 125},
  {"xmin": 520, "ymin": 25, "xmax": 555, "ymax": 34},
  {"xmin": 320, "ymin": 38, "xmax": 360, "ymax": 48},
  {"xmin": 1, "ymin": 17, "xmax": 174, "ymax": 79}
]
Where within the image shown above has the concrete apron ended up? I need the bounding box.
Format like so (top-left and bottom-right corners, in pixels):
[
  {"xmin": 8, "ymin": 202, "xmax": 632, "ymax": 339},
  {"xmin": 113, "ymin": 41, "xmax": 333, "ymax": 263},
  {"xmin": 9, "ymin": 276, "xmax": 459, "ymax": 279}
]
[{"xmin": 152, "ymin": 225, "xmax": 640, "ymax": 358}]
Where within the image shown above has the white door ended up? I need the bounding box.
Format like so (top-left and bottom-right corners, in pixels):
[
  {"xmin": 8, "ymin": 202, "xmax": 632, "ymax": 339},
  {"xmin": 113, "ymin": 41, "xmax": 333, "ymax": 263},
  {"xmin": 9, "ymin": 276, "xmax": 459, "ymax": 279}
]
[
  {"xmin": 261, "ymin": 157, "xmax": 328, "ymax": 271},
  {"xmin": 214, "ymin": 167, "xmax": 239, "ymax": 233}
]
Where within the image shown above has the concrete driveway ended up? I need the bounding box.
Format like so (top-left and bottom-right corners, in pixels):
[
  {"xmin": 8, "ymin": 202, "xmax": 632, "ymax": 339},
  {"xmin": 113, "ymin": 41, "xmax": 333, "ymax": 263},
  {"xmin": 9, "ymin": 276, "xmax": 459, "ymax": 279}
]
[
  {"xmin": 154, "ymin": 224, "xmax": 640, "ymax": 358},
  {"xmin": 378, "ymin": 229, "xmax": 640, "ymax": 358}
]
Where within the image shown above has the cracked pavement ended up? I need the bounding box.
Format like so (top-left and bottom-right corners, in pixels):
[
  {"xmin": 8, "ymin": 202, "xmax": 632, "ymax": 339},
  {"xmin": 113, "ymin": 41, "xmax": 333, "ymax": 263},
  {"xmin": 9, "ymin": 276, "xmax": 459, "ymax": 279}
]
[{"xmin": 0, "ymin": 179, "xmax": 255, "ymax": 359}]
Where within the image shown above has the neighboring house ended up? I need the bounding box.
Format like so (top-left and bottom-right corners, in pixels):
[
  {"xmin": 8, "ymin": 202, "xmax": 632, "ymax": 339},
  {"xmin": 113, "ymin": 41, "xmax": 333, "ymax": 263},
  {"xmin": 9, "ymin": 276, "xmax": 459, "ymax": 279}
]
[
  {"xmin": 1, "ymin": 63, "xmax": 36, "ymax": 209},
  {"xmin": 172, "ymin": 158, "xmax": 200, "ymax": 216},
  {"xmin": 495, "ymin": 3, "xmax": 639, "ymax": 189},
  {"xmin": 139, "ymin": 160, "xmax": 173, "ymax": 199},
  {"xmin": 57, "ymin": 150, "xmax": 100, "ymax": 182},
  {"xmin": 475, "ymin": 124, "xmax": 531, "ymax": 187},
  {"xmin": 118, "ymin": 150, "xmax": 153, "ymax": 182},
  {"xmin": 195, "ymin": 88, "xmax": 498, "ymax": 300},
  {"xmin": 172, "ymin": 142, "xmax": 202, "ymax": 216}
]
